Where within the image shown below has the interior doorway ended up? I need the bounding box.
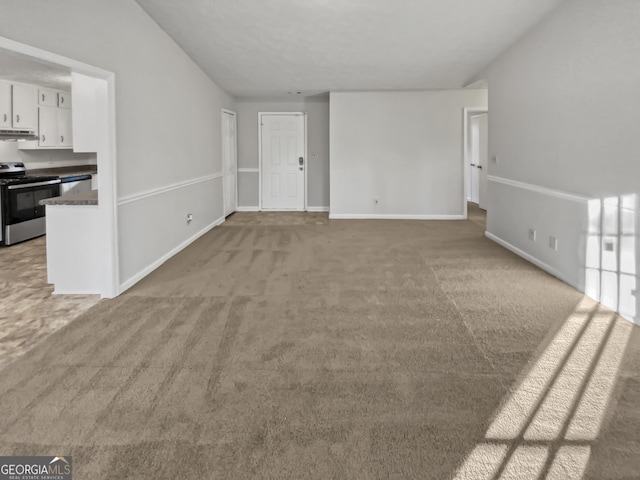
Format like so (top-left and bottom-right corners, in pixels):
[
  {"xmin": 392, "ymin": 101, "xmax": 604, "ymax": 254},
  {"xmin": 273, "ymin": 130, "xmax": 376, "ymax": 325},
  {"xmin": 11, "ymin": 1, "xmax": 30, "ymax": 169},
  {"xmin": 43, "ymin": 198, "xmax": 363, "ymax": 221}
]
[
  {"xmin": 258, "ymin": 112, "xmax": 306, "ymax": 211},
  {"xmin": 222, "ymin": 109, "xmax": 237, "ymax": 217},
  {"xmin": 464, "ymin": 108, "xmax": 488, "ymax": 212},
  {"xmin": 0, "ymin": 36, "xmax": 118, "ymax": 297}
]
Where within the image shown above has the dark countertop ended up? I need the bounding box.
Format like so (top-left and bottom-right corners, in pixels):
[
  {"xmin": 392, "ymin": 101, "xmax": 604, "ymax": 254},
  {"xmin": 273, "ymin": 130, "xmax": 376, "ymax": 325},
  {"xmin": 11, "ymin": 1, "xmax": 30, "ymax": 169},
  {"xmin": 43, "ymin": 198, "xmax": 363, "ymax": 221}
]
[
  {"xmin": 28, "ymin": 165, "xmax": 97, "ymax": 178},
  {"xmin": 40, "ymin": 190, "xmax": 98, "ymax": 206}
]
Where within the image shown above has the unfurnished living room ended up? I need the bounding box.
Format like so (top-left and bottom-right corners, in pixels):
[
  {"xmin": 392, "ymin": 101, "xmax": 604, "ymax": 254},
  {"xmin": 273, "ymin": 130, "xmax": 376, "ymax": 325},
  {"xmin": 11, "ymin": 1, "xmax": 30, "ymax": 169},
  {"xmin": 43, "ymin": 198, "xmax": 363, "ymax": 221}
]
[{"xmin": 0, "ymin": 0, "xmax": 639, "ymax": 479}]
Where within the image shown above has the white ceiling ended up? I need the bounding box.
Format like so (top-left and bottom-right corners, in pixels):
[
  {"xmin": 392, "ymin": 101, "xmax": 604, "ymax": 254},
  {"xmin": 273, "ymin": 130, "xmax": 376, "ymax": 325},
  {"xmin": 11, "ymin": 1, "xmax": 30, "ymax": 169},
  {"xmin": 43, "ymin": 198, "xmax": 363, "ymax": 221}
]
[
  {"xmin": 0, "ymin": 48, "xmax": 71, "ymax": 91},
  {"xmin": 134, "ymin": 0, "xmax": 566, "ymax": 98}
]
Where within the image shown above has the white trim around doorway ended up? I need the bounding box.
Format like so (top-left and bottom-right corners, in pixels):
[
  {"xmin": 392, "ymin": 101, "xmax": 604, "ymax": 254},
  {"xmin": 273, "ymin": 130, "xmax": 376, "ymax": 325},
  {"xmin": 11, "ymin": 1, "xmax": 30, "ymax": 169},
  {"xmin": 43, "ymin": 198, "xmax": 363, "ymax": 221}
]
[{"xmin": 0, "ymin": 36, "xmax": 119, "ymax": 298}]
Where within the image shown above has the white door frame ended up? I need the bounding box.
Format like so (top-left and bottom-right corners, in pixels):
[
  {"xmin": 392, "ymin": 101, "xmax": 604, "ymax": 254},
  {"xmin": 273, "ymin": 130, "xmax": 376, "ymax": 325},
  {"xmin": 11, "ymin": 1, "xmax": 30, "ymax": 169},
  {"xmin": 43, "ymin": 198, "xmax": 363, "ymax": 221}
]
[
  {"xmin": 463, "ymin": 107, "xmax": 488, "ymax": 218},
  {"xmin": 0, "ymin": 36, "xmax": 119, "ymax": 298},
  {"xmin": 258, "ymin": 112, "xmax": 307, "ymax": 211},
  {"xmin": 221, "ymin": 108, "xmax": 238, "ymax": 216}
]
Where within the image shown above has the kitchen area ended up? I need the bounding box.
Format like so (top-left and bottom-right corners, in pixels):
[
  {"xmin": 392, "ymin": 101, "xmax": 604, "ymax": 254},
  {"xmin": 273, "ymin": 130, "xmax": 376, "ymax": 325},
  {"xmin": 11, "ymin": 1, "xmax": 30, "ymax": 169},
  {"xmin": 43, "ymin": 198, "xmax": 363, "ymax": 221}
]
[{"xmin": 0, "ymin": 48, "xmax": 102, "ymax": 368}]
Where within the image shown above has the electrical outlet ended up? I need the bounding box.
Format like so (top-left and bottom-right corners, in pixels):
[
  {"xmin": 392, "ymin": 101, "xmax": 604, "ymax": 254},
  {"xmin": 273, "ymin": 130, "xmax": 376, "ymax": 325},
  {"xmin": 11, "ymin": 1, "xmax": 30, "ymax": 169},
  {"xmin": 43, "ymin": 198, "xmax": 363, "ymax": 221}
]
[
  {"xmin": 528, "ymin": 228, "xmax": 536, "ymax": 241},
  {"xmin": 549, "ymin": 236, "xmax": 558, "ymax": 251},
  {"xmin": 186, "ymin": 213, "xmax": 193, "ymax": 225}
]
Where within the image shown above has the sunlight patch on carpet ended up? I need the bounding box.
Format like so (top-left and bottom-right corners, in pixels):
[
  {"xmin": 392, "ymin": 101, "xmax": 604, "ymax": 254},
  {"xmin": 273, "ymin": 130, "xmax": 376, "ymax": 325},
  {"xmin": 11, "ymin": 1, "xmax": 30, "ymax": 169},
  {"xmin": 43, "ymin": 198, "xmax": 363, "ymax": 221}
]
[{"xmin": 452, "ymin": 298, "xmax": 632, "ymax": 479}]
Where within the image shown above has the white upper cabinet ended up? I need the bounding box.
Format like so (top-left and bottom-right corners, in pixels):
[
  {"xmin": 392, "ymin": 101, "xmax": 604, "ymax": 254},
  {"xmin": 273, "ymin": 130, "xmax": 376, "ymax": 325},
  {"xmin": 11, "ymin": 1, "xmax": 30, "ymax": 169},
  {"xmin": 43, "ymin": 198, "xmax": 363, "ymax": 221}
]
[
  {"xmin": 58, "ymin": 92, "xmax": 71, "ymax": 109},
  {"xmin": 12, "ymin": 84, "xmax": 38, "ymax": 130},
  {"xmin": 0, "ymin": 82, "xmax": 11, "ymax": 128},
  {"xmin": 38, "ymin": 106, "xmax": 58, "ymax": 147},
  {"xmin": 0, "ymin": 81, "xmax": 37, "ymax": 131},
  {"xmin": 12, "ymin": 84, "xmax": 73, "ymax": 150},
  {"xmin": 57, "ymin": 108, "xmax": 73, "ymax": 147},
  {"xmin": 38, "ymin": 88, "xmax": 58, "ymax": 107},
  {"xmin": 36, "ymin": 104, "xmax": 73, "ymax": 148}
]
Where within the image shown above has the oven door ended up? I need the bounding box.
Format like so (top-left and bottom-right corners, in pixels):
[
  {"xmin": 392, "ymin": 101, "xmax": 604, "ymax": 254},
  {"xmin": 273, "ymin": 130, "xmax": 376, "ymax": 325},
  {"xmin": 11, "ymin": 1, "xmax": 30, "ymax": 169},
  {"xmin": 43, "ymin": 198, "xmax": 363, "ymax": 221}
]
[
  {"xmin": 5, "ymin": 181, "xmax": 60, "ymax": 224},
  {"xmin": 2, "ymin": 180, "xmax": 60, "ymax": 245}
]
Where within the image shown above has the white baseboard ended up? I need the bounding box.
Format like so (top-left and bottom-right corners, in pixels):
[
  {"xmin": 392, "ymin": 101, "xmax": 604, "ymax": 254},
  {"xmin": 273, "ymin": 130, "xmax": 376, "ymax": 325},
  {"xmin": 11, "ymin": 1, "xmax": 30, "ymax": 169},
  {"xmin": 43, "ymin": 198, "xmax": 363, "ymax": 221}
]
[
  {"xmin": 119, "ymin": 215, "xmax": 225, "ymax": 294},
  {"xmin": 329, "ymin": 213, "xmax": 465, "ymax": 220},
  {"xmin": 236, "ymin": 206, "xmax": 329, "ymax": 212},
  {"xmin": 485, "ymin": 230, "xmax": 639, "ymax": 326},
  {"xmin": 484, "ymin": 231, "xmax": 575, "ymax": 288}
]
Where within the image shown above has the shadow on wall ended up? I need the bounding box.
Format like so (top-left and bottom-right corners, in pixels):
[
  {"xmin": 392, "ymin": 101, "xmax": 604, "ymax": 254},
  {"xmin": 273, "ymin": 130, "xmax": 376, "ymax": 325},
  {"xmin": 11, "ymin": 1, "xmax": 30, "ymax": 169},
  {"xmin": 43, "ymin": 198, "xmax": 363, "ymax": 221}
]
[
  {"xmin": 451, "ymin": 297, "xmax": 634, "ymax": 479},
  {"xmin": 585, "ymin": 194, "xmax": 637, "ymax": 323}
]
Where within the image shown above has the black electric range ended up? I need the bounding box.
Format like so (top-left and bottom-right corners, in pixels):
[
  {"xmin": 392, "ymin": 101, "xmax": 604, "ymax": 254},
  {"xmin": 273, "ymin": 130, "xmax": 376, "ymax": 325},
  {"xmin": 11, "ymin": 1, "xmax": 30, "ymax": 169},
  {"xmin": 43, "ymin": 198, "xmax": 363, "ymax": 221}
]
[{"xmin": 0, "ymin": 162, "xmax": 62, "ymax": 246}]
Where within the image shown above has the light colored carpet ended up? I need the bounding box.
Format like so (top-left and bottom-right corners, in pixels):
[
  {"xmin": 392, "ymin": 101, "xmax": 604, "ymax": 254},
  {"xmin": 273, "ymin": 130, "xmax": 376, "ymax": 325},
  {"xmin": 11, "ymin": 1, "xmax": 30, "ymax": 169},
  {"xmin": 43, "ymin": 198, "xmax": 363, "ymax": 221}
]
[
  {"xmin": 0, "ymin": 204, "xmax": 638, "ymax": 479},
  {"xmin": 0, "ymin": 236, "xmax": 101, "ymax": 370}
]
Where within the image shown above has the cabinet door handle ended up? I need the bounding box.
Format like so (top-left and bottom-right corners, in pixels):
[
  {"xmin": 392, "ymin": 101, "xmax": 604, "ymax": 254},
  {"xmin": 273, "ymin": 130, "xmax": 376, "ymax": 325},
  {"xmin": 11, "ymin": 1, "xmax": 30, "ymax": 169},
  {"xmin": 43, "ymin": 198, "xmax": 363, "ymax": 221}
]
[
  {"xmin": 42, "ymin": 94, "xmax": 45, "ymax": 102},
  {"xmin": 42, "ymin": 134, "xmax": 45, "ymax": 142},
  {"xmin": 61, "ymin": 96, "xmax": 64, "ymax": 104},
  {"xmin": 16, "ymin": 114, "xmax": 20, "ymax": 123},
  {"xmin": 60, "ymin": 135, "xmax": 64, "ymax": 143},
  {"xmin": 3, "ymin": 113, "xmax": 6, "ymax": 122}
]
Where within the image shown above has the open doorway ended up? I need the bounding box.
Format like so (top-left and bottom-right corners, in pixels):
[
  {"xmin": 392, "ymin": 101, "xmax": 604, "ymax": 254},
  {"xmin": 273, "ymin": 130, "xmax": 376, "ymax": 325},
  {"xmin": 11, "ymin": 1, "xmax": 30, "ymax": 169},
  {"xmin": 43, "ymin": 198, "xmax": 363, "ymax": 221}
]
[
  {"xmin": 0, "ymin": 36, "xmax": 117, "ymax": 296},
  {"xmin": 464, "ymin": 107, "xmax": 488, "ymax": 212},
  {"xmin": 0, "ymin": 37, "xmax": 117, "ymax": 367}
]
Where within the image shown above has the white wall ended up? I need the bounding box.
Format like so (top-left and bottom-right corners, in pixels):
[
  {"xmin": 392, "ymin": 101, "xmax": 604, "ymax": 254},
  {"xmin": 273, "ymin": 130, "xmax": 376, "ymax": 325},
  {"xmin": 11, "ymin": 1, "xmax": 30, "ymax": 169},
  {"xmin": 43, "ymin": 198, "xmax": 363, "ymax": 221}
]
[
  {"xmin": 235, "ymin": 95, "xmax": 330, "ymax": 209},
  {"xmin": 0, "ymin": 142, "xmax": 20, "ymax": 163},
  {"xmin": 481, "ymin": 0, "xmax": 640, "ymax": 323},
  {"xmin": 330, "ymin": 90, "xmax": 487, "ymax": 218},
  {"xmin": 19, "ymin": 150, "xmax": 97, "ymax": 169},
  {"xmin": 0, "ymin": 0, "xmax": 235, "ymax": 289}
]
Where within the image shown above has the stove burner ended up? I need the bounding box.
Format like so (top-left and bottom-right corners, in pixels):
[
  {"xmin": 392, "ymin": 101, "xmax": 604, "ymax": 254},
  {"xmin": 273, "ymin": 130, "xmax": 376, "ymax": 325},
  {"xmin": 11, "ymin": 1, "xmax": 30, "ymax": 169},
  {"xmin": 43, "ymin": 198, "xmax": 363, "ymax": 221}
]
[
  {"xmin": 0, "ymin": 175, "xmax": 61, "ymax": 186},
  {"xmin": 0, "ymin": 162, "xmax": 60, "ymax": 186}
]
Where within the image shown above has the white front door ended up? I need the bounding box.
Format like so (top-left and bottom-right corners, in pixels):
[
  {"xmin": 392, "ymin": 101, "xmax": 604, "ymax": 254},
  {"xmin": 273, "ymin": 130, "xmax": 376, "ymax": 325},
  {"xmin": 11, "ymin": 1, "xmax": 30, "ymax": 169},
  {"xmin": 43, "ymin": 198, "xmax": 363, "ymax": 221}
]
[
  {"xmin": 222, "ymin": 110, "xmax": 237, "ymax": 217},
  {"xmin": 260, "ymin": 113, "xmax": 305, "ymax": 210}
]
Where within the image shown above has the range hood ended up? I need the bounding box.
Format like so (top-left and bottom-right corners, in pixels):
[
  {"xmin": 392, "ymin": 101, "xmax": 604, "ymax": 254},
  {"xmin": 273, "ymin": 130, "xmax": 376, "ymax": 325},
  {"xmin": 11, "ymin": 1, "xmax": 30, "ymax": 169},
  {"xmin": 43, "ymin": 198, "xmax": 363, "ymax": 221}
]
[{"xmin": 0, "ymin": 129, "xmax": 38, "ymax": 141}]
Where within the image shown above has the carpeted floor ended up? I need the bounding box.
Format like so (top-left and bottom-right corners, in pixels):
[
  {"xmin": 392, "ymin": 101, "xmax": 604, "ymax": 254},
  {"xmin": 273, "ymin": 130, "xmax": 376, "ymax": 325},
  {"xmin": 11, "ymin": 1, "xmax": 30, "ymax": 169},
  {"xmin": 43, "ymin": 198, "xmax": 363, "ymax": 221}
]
[{"xmin": 0, "ymin": 204, "xmax": 638, "ymax": 479}]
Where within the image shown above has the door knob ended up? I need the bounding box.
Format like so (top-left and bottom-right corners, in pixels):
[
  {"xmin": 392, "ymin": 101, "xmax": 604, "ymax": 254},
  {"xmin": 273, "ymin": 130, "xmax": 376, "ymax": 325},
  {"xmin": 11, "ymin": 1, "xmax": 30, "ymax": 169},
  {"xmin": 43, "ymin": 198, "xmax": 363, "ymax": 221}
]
[
  {"xmin": 470, "ymin": 163, "xmax": 476, "ymax": 167},
  {"xmin": 477, "ymin": 165, "xmax": 483, "ymax": 170},
  {"xmin": 298, "ymin": 157, "xmax": 304, "ymax": 165}
]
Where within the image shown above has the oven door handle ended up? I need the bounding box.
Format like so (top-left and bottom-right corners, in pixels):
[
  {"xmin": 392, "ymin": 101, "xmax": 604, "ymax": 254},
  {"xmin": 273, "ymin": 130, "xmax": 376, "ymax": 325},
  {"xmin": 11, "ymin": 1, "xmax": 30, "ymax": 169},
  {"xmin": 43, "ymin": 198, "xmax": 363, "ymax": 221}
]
[{"xmin": 7, "ymin": 179, "xmax": 61, "ymax": 190}]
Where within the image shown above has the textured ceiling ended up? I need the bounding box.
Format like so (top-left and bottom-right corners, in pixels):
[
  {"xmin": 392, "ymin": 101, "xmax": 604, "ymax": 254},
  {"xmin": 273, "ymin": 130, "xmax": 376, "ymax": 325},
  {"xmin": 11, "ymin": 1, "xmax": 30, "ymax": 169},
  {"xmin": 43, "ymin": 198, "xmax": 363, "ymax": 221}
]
[
  {"xmin": 0, "ymin": 48, "xmax": 71, "ymax": 91},
  {"xmin": 135, "ymin": 0, "xmax": 566, "ymax": 98}
]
